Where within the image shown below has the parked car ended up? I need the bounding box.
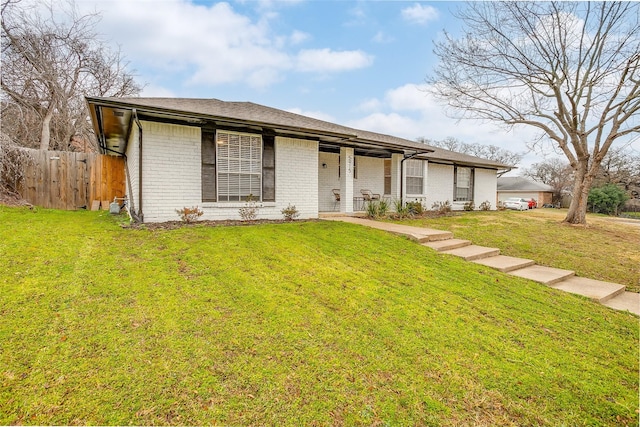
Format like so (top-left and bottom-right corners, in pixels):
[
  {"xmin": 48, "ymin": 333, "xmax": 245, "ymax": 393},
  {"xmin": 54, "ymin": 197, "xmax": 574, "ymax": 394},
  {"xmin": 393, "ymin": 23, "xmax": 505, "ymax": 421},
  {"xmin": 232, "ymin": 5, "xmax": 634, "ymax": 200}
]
[
  {"xmin": 528, "ymin": 198, "xmax": 537, "ymax": 209},
  {"xmin": 503, "ymin": 197, "xmax": 530, "ymax": 211}
]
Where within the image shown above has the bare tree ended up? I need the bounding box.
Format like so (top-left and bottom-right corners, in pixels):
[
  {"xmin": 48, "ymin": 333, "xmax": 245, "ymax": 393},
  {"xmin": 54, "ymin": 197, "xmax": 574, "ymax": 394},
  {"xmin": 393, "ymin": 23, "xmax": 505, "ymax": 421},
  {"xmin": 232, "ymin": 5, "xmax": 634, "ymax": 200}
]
[
  {"xmin": 595, "ymin": 146, "xmax": 640, "ymax": 192},
  {"xmin": 522, "ymin": 158, "xmax": 574, "ymax": 205},
  {"xmin": 428, "ymin": 1, "xmax": 639, "ymax": 224},
  {"xmin": 417, "ymin": 136, "xmax": 523, "ymax": 170},
  {"xmin": 1, "ymin": 0, "xmax": 140, "ymax": 151}
]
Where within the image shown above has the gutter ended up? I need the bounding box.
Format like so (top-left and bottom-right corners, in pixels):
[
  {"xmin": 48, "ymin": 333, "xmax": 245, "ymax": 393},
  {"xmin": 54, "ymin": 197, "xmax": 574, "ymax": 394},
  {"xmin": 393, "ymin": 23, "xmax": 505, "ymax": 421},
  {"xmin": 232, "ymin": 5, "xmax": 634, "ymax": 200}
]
[{"xmin": 132, "ymin": 109, "xmax": 144, "ymax": 222}]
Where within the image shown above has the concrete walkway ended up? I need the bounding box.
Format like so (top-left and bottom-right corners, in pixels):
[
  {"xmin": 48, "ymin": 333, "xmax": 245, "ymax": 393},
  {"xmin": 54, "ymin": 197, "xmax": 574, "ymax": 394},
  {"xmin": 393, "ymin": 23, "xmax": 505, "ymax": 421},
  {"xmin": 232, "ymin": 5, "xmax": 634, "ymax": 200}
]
[{"xmin": 322, "ymin": 215, "xmax": 639, "ymax": 316}]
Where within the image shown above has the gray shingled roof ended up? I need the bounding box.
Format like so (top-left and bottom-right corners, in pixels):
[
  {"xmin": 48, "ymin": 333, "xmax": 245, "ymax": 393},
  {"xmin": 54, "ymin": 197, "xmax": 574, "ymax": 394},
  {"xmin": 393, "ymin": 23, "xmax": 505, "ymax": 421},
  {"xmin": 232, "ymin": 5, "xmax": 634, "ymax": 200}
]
[
  {"xmin": 497, "ymin": 177, "xmax": 554, "ymax": 192},
  {"xmin": 86, "ymin": 97, "xmax": 513, "ymax": 169}
]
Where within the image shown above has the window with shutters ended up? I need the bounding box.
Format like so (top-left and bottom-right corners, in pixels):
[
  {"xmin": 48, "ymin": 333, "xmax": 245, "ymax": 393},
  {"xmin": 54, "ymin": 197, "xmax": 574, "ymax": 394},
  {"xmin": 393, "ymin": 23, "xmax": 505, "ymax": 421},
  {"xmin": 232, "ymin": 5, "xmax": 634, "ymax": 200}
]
[
  {"xmin": 202, "ymin": 130, "xmax": 275, "ymax": 203},
  {"xmin": 384, "ymin": 159, "xmax": 391, "ymax": 195},
  {"xmin": 454, "ymin": 166, "xmax": 474, "ymax": 201},
  {"xmin": 405, "ymin": 159, "xmax": 423, "ymax": 195},
  {"xmin": 217, "ymin": 131, "xmax": 262, "ymax": 201}
]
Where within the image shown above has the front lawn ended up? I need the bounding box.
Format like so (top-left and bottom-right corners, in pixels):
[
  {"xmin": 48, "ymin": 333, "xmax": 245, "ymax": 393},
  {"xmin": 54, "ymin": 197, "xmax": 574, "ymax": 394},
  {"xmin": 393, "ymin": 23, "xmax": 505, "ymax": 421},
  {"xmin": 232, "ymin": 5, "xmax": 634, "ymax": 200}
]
[
  {"xmin": 0, "ymin": 207, "xmax": 638, "ymax": 426},
  {"xmin": 393, "ymin": 208, "xmax": 640, "ymax": 292}
]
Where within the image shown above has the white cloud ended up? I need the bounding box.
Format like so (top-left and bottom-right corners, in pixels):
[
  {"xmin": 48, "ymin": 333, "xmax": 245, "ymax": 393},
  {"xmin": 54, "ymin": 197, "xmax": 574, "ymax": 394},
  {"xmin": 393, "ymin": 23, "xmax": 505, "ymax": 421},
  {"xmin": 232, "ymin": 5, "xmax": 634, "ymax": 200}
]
[
  {"xmin": 401, "ymin": 4, "xmax": 439, "ymax": 25},
  {"xmin": 347, "ymin": 82, "xmax": 542, "ymax": 168},
  {"xmin": 290, "ymin": 30, "xmax": 310, "ymax": 45},
  {"xmin": 296, "ymin": 49, "xmax": 374, "ymax": 73},
  {"xmin": 372, "ymin": 31, "xmax": 394, "ymax": 44},
  {"xmin": 347, "ymin": 113, "xmax": 422, "ymax": 137},
  {"xmin": 356, "ymin": 98, "xmax": 383, "ymax": 112},
  {"xmin": 140, "ymin": 84, "xmax": 177, "ymax": 98},
  {"xmin": 385, "ymin": 84, "xmax": 437, "ymax": 112},
  {"xmin": 75, "ymin": 0, "xmax": 367, "ymax": 90}
]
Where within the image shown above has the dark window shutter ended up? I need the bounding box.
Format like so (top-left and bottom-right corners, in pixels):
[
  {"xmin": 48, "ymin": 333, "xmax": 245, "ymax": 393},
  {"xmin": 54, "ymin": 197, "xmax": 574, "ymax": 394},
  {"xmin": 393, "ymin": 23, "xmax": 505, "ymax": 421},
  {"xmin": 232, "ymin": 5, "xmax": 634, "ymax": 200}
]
[
  {"xmin": 262, "ymin": 136, "xmax": 275, "ymax": 202},
  {"xmin": 202, "ymin": 131, "xmax": 216, "ymax": 202}
]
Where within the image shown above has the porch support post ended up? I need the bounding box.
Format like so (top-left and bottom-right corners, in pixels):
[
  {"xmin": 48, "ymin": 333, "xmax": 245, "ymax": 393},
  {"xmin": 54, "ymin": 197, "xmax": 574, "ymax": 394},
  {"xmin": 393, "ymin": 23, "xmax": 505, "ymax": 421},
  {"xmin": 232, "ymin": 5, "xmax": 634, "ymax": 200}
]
[
  {"xmin": 340, "ymin": 147, "xmax": 354, "ymax": 213},
  {"xmin": 390, "ymin": 153, "xmax": 403, "ymax": 203}
]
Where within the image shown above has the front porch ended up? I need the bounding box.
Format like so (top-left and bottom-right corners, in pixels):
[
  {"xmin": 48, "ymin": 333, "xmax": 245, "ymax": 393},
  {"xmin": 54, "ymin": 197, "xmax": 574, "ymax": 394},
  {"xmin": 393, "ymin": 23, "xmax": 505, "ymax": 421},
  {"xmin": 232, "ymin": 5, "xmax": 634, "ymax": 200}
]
[
  {"xmin": 317, "ymin": 148, "xmax": 429, "ymax": 214},
  {"xmin": 317, "ymin": 148, "xmax": 402, "ymax": 214}
]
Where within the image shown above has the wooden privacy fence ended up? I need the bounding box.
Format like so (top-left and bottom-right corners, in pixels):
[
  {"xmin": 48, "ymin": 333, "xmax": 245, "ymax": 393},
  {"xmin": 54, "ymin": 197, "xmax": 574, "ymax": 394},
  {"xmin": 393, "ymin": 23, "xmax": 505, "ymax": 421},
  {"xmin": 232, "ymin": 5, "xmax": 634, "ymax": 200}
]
[{"xmin": 18, "ymin": 149, "xmax": 126, "ymax": 210}]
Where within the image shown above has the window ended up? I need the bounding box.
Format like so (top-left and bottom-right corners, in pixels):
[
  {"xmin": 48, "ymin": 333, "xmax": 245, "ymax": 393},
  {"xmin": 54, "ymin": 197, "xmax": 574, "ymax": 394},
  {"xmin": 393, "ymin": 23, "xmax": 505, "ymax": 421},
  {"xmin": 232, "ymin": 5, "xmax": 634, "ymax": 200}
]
[
  {"xmin": 454, "ymin": 166, "xmax": 474, "ymax": 201},
  {"xmin": 216, "ymin": 131, "xmax": 262, "ymax": 201},
  {"xmin": 405, "ymin": 159, "xmax": 423, "ymax": 195},
  {"xmin": 353, "ymin": 156, "xmax": 357, "ymax": 179},
  {"xmin": 202, "ymin": 130, "xmax": 275, "ymax": 202},
  {"xmin": 384, "ymin": 159, "xmax": 391, "ymax": 195}
]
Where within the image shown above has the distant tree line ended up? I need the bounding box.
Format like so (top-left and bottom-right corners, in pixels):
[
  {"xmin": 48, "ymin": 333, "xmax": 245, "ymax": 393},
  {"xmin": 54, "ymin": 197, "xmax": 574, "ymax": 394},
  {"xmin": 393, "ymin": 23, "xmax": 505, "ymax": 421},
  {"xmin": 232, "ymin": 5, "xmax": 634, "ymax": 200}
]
[{"xmin": 416, "ymin": 136, "xmax": 523, "ymax": 174}]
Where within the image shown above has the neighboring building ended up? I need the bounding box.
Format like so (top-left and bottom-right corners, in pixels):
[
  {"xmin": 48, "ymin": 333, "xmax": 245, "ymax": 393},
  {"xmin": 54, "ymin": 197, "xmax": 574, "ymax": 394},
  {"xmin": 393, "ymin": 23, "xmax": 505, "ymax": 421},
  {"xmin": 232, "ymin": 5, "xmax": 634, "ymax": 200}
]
[
  {"xmin": 86, "ymin": 97, "xmax": 512, "ymax": 223},
  {"xmin": 497, "ymin": 177, "xmax": 554, "ymax": 207}
]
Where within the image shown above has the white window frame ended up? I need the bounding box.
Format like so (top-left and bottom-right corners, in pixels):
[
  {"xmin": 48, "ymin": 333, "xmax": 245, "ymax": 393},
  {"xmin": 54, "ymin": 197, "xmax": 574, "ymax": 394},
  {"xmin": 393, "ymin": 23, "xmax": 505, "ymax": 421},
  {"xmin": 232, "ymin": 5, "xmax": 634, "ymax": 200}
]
[
  {"xmin": 405, "ymin": 159, "xmax": 424, "ymax": 195},
  {"xmin": 454, "ymin": 166, "xmax": 474, "ymax": 202}
]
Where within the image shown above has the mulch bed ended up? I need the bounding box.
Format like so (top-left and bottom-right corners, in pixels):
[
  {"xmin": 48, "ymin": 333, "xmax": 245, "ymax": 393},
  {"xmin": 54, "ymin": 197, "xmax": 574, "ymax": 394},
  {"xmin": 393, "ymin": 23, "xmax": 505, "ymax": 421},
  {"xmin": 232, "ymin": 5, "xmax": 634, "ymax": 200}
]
[{"xmin": 123, "ymin": 218, "xmax": 321, "ymax": 230}]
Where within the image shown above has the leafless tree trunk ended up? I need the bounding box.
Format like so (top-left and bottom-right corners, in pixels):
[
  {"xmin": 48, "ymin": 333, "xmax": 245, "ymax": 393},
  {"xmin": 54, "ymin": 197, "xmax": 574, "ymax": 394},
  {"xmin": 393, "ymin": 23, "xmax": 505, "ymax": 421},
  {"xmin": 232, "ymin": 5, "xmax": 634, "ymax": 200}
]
[
  {"xmin": 427, "ymin": 1, "xmax": 639, "ymax": 225},
  {"xmin": 1, "ymin": 0, "xmax": 141, "ymax": 152}
]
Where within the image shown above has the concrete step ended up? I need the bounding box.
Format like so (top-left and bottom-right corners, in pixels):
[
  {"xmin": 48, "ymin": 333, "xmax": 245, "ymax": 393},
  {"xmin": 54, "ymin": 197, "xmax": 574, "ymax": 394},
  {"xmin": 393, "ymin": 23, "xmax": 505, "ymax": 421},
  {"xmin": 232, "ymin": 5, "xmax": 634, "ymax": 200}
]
[
  {"xmin": 549, "ymin": 276, "xmax": 626, "ymax": 303},
  {"xmin": 322, "ymin": 216, "xmax": 453, "ymax": 242},
  {"xmin": 472, "ymin": 255, "xmax": 536, "ymax": 273},
  {"xmin": 509, "ymin": 265, "xmax": 574, "ymax": 285},
  {"xmin": 602, "ymin": 292, "xmax": 640, "ymax": 315},
  {"xmin": 402, "ymin": 229, "xmax": 455, "ymax": 243},
  {"xmin": 422, "ymin": 238, "xmax": 472, "ymax": 252},
  {"xmin": 441, "ymin": 245, "xmax": 500, "ymax": 261}
]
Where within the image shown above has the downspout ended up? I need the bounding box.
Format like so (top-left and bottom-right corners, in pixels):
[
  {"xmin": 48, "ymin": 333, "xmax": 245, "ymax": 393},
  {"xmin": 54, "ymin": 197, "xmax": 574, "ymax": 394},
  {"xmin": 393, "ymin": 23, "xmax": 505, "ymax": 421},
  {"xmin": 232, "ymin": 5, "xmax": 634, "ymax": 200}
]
[
  {"xmin": 122, "ymin": 154, "xmax": 140, "ymax": 223},
  {"xmin": 399, "ymin": 151, "xmax": 423, "ymax": 207},
  {"xmin": 132, "ymin": 109, "xmax": 144, "ymax": 222}
]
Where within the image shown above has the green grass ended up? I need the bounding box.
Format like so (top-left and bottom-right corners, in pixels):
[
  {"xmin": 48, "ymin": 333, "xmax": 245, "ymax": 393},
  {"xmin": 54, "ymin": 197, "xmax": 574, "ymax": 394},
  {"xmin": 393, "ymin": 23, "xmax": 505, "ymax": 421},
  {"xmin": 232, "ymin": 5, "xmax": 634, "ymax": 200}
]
[
  {"xmin": 391, "ymin": 209, "xmax": 640, "ymax": 293},
  {"xmin": 0, "ymin": 206, "xmax": 638, "ymax": 426}
]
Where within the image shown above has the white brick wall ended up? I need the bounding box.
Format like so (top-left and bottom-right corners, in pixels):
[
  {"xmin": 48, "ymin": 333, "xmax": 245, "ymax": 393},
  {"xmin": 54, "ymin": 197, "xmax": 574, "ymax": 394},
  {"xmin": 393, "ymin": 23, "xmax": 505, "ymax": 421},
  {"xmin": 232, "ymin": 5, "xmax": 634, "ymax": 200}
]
[
  {"xmin": 426, "ymin": 163, "xmax": 455, "ymax": 207},
  {"xmin": 355, "ymin": 156, "xmax": 385, "ymax": 201},
  {"xmin": 135, "ymin": 127, "xmax": 319, "ymax": 222},
  {"xmin": 474, "ymin": 168, "xmax": 498, "ymax": 210},
  {"xmin": 425, "ymin": 164, "xmax": 498, "ymax": 210},
  {"xmin": 127, "ymin": 120, "xmax": 500, "ymax": 221},
  {"xmin": 140, "ymin": 121, "xmax": 201, "ymax": 222},
  {"xmin": 318, "ymin": 152, "xmax": 340, "ymax": 212},
  {"xmin": 274, "ymin": 137, "xmax": 318, "ymax": 219}
]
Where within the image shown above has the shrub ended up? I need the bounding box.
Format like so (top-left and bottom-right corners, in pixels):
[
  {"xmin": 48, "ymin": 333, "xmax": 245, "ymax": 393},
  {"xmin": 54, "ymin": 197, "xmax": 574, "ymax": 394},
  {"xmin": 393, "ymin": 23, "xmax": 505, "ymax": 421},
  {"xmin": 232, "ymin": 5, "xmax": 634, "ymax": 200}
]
[
  {"xmin": 406, "ymin": 201, "xmax": 424, "ymax": 216},
  {"xmin": 176, "ymin": 206, "xmax": 203, "ymax": 223},
  {"xmin": 281, "ymin": 204, "xmax": 300, "ymax": 221},
  {"xmin": 588, "ymin": 184, "xmax": 629, "ymax": 215},
  {"xmin": 479, "ymin": 200, "xmax": 492, "ymax": 211},
  {"xmin": 239, "ymin": 194, "xmax": 258, "ymax": 221},
  {"xmin": 431, "ymin": 200, "xmax": 452, "ymax": 215},
  {"xmin": 392, "ymin": 199, "xmax": 412, "ymax": 219},
  {"xmin": 377, "ymin": 199, "xmax": 389, "ymax": 217},
  {"xmin": 365, "ymin": 200, "xmax": 380, "ymax": 219},
  {"xmin": 366, "ymin": 199, "xmax": 391, "ymax": 219},
  {"xmin": 463, "ymin": 201, "xmax": 475, "ymax": 211}
]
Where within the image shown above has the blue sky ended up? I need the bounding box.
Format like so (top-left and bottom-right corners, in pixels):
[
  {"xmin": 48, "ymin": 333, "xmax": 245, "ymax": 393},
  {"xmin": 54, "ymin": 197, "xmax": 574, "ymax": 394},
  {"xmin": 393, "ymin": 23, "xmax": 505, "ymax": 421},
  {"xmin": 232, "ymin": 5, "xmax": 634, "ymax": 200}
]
[{"xmin": 75, "ymin": 0, "xmax": 622, "ymax": 171}]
